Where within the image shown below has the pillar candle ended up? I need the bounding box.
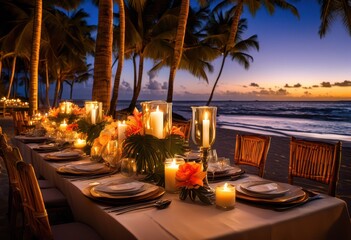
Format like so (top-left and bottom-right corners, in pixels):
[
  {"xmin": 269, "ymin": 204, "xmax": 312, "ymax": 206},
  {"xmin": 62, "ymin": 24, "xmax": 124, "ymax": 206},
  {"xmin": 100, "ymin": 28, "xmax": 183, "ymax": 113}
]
[
  {"xmin": 215, "ymin": 183, "xmax": 236, "ymax": 209},
  {"xmin": 150, "ymin": 106, "xmax": 163, "ymax": 139},
  {"xmin": 118, "ymin": 121, "xmax": 127, "ymax": 145},
  {"xmin": 165, "ymin": 159, "xmax": 181, "ymax": 193},
  {"xmin": 91, "ymin": 107, "xmax": 97, "ymax": 124},
  {"xmin": 202, "ymin": 112, "xmax": 210, "ymax": 147}
]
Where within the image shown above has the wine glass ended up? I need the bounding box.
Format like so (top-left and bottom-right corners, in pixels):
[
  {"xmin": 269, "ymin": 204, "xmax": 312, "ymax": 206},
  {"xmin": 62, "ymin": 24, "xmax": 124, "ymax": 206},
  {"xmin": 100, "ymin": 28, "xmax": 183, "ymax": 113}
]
[{"xmin": 191, "ymin": 106, "xmax": 217, "ymax": 190}]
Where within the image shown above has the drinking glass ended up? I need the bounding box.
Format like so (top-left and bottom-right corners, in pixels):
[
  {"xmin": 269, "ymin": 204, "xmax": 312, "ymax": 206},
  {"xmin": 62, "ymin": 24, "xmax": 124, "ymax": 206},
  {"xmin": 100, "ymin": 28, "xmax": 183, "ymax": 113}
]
[{"xmin": 120, "ymin": 158, "xmax": 137, "ymax": 177}]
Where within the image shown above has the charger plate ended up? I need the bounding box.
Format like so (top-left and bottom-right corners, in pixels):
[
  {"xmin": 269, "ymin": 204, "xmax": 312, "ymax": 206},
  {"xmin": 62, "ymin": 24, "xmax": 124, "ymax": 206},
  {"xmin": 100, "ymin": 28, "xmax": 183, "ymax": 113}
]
[
  {"xmin": 236, "ymin": 183, "xmax": 307, "ymax": 205},
  {"xmin": 91, "ymin": 182, "xmax": 159, "ymax": 199},
  {"xmin": 56, "ymin": 162, "xmax": 113, "ymax": 175},
  {"xmin": 82, "ymin": 184, "xmax": 165, "ymax": 205},
  {"xmin": 94, "ymin": 180, "xmax": 145, "ymax": 195}
]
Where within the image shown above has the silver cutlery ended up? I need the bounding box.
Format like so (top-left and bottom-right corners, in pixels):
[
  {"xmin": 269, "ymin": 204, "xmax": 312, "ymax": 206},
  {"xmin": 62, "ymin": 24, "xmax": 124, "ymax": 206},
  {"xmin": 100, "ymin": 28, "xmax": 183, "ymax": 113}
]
[{"xmin": 107, "ymin": 199, "xmax": 172, "ymax": 214}]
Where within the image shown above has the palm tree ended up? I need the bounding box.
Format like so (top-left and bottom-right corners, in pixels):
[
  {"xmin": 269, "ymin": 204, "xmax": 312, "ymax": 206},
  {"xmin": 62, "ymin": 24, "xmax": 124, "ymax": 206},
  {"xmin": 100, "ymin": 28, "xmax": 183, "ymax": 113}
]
[
  {"xmin": 204, "ymin": 14, "xmax": 259, "ymax": 105},
  {"xmin": 109, "ymin": 0, "xmax": 125, "ymax": 116},
  {"xmin": 318, "ymin": 0, "xmax": 351, "ymax": 37},
  {"xmin": 29, "ymin": 0, "xmax": 42, "ymax": 115},
  {"xmin": 213, "ymin": 0, "xmax": 298, "ymax": 54},
  {"xmin": 92, "ymin": 0, "xmax": 113, "ymax": 113}
]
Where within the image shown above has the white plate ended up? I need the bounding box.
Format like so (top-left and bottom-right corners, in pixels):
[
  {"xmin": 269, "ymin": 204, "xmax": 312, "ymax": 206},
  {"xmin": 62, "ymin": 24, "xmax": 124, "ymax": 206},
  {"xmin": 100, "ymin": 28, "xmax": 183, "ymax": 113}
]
[
  {"xmin": 94, "ymin": 180, "xmax": 145, "ymax": 195},
  {"xmin": 68, "ymin": 163, "xmax": 106, "ymax": 172},
  {"xmin": 52, "ymin": 151, "xmax": 81, "ymax": 158},
  {"xmin": 239, "ymin": 181, "xmax": 290, "ymax": 198}
]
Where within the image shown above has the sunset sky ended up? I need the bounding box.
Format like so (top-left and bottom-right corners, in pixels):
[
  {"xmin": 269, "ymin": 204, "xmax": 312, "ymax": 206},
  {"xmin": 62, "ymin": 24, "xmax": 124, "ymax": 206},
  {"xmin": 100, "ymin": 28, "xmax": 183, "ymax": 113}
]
[{"xmin": 63, "ymin": 1, "xmax": 351, "ymax": 101}]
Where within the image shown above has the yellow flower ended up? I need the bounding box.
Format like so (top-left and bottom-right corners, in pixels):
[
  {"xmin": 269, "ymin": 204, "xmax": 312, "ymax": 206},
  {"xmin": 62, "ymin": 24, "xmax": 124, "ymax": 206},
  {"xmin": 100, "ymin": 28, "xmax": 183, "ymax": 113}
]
[{"xmin": 176, "ymin": 162, "xmax": 206, "ymax": 189}]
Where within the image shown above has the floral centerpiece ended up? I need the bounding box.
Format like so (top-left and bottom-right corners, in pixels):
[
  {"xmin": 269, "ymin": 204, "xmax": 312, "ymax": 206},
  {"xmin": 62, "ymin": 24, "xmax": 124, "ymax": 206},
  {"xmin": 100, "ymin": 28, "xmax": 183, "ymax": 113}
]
[
  {"xmin": 46, "ymin": 103, "xmax": 85, "ymax": 125},
  {"xmin": 89, "ymin": 108, "xmax": 186, "ymax": 185},
  {"xmin": 175, "ymin": 162, "xmax": 215, "ymax": 205}
]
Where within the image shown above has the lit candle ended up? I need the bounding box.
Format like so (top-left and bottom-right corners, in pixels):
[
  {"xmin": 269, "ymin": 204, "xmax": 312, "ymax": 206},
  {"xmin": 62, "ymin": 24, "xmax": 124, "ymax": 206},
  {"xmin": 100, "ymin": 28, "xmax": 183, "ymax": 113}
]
[
  {"xmin": 118, "ymin": 120, "xmax": 127, "ymax": 145},
  {"xmin": 165, "ymin": 158, "xmax": 183, "ymax": 193},
  {"xmin": 150, "ymin": 106, "xmax": 163, "ymax": 138},
  {"xmin": 202, "ymin": 112, "xmax": 210, "ymax": 147},
  {"xmin": 59, "ymin": 120, "xmax": 67, "ymax": 131},
  {"xmin": 91, "ymin": 107, "xmax": 97, "ymax": 124},
  {"xmin": 215, "ymin": 183, "xmax": 236, "ymax": 209},
  {"xmin": 74, "ymin": 138, "xmax": 86, "ymax": 149}
]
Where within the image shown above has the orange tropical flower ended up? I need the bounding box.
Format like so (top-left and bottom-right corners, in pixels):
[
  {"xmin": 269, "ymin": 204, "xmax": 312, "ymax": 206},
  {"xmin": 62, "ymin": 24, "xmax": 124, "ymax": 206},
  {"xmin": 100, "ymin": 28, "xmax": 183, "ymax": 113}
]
[
  {"xmin": 176, "ymin": 162, "xmax": 206, "ymax": 189},
  {"xmin": 171, "ymin": 126, "xmax": 185, "ymax": 138},
  {"xmin": 66, "ymin": 123, "xmax": 78, "ymax": 131},
  {"xmin": 125, "ymin": 108, "xmax": 143, "ymax": 137}
]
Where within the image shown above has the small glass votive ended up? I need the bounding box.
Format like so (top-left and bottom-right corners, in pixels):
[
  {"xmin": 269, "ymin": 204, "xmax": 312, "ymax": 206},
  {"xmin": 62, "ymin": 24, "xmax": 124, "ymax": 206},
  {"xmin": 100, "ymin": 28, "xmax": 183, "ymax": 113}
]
[
  {"xmin": 164, "ymin": 158, "xmax": 185, "ymax": 193},
  {"xmin": 90, "ymin": 145, "xmax": 102, "ymax": 162},
  {"xmin": 215, "ymin": 183, "xmax": 236, "ymax": 210},
  {"xmin": 121, "ymin": 158, "xmax": 137, "ymax": 177}
]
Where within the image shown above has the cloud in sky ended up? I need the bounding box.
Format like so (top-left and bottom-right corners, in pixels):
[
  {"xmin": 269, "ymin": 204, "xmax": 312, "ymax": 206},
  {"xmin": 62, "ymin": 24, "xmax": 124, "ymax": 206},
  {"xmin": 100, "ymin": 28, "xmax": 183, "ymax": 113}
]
[
  {"xmin": 250, "ymin": 82, "xmax": 260, "ymax": 87},
  {"xmin": 321, "ymin": 82, "xmax": 332, "ymax": 88},
  {"xmin": 284, "ymin": 83, "xmax": 302, "ymax": 88},
  {"xmin": 334, "ymin": 80, "xmax": 351, "ymax": 87}
]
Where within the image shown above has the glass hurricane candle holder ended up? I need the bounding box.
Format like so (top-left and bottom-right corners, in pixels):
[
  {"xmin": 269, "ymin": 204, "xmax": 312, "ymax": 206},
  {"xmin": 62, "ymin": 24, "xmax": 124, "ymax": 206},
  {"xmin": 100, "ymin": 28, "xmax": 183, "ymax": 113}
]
[
  {"xmin": 141, "ymin": 100, "xmax": 172, "ymax": 139},
  {"xmin": 59, "ymin": 101, "xmax": 73, "ymax": 114},
  {"xmin": 191, "ymin": 106, "xmax": 217, "ymax": 191},
  {"xmin": 84, "ymin": 101, "xmax": 103, "ymax": 124}
]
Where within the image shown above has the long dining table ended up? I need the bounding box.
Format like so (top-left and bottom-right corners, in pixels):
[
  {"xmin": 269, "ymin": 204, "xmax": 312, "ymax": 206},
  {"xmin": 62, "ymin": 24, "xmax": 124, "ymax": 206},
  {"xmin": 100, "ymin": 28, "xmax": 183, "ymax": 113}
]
[{"xmin": 12, "ymin": 138, "xmax": 351, "ymax": 240}]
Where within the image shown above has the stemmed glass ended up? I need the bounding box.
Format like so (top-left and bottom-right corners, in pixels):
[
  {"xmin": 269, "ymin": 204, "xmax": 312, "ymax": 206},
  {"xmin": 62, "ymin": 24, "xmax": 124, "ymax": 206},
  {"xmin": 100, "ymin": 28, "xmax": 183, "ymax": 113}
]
[{"xmin": 191, "ymin": 106, "xmax": 217, "ymax": 190}]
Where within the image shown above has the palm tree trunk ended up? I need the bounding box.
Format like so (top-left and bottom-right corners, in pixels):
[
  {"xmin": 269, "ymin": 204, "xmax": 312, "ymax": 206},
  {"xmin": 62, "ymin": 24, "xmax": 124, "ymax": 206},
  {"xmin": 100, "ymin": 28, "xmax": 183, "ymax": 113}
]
[
  {"xmin": 128, "ymin": 54, "xmax": 144, "ymax": 112},
  {"xmin": 166, "ymin": 0, "xmax": 189, "ymax": 103},
  {"xmin": 53, "ymin": 75, "xmax": 61, "ymax": 107},
  {"xmin": 92, "ymin": 0, "xmax": 113, "ymax": 112},
  {"xmin": 45, "ymin": 60, "xmax": 50, "ymax": 108},
  {"xmin": 70, "ymin": 80, "xmax": 74, "ymax": 99},
  {"xmin": 109, "ymin": 0, "xmax": 125, "ymax": 116},
  {"xmin": 29, "ymin": 0, "xmax": 42, "ymax": 115},
  {"xmin": 6, "ymin": 56, "xmax": 17, "ymax": 99},
  {"xmin": 226, "ymin": 0, "xmax": 243, "ymax": 51},
  {"xmin": 206, "ymin": 53, "xmax": 228, "ymax": 106},
  {"xmin": 132, "ymin": 53, "xmax": 137, "ymax": 96}
]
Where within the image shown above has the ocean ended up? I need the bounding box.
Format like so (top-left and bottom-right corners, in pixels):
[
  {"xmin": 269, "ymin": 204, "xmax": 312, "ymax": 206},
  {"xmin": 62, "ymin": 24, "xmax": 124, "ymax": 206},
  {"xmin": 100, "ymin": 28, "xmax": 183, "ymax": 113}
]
[{"xmin": 75, "ymin": 100, "xmax": 351, "ymax": 143}]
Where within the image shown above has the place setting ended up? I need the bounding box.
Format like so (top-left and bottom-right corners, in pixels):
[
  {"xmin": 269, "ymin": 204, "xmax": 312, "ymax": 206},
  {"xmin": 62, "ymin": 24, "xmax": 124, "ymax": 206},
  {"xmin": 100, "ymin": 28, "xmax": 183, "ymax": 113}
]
[
  {"xmin": 235, "ymin": 180, "xmax": 322, "ymax": 209},
  {"xmin": 44, "ymin": 149, "xmax": 84, "ymax": 161},
  {"xmin": 82, "ymin": 178, "xmax": 166, "ymax": 206},
  {"xmin": 56, "ymin": 161, "xmax": 115, "ymax": 176},
  {"xmin": 207, "ymin": 156, "xmax": 245, "ymax": 182}
]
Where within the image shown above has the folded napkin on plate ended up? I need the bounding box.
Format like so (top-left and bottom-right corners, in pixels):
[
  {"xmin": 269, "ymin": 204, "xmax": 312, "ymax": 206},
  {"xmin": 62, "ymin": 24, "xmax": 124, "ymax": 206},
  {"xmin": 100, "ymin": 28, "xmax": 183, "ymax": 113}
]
[
  {"xmin": 52, "ymin": 151, "xmax": 80, "ymax": 157},
  {"xmin": 246, "ymin": 183, "xmax": 278, "ymax": 193},
  {"xmin": 70, "ymin": 163, "xmax": 105, "ymax": 172},
  {"xmin": 94, "ymin": 181, "xmax": 145, "ymax": 194}
]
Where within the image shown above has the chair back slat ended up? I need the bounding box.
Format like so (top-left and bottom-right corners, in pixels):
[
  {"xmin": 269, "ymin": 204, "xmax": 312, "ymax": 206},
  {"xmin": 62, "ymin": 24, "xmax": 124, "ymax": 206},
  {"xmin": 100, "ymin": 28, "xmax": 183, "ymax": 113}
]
[
  {"xmin": 16, "ymin": 161, "xmax": 53, "ymax": 240},
  {"xmin": 289, "ymin": 137, "xmax": 341, "ymax": 196},
  {"xmin": 234, "ymin": 134, "xmax": 271, "ymax": 177}
]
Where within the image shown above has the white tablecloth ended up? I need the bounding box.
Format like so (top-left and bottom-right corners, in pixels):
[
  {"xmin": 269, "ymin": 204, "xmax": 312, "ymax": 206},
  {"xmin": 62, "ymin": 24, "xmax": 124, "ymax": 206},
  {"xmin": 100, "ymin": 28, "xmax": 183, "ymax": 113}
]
[{"xmin": 13, "ymin": 139, "xmax": 351, "ymax": 240}]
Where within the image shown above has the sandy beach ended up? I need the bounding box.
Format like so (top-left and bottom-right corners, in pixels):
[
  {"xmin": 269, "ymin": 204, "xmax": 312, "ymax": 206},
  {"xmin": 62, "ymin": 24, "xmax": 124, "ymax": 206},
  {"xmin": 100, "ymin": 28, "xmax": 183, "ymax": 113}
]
[{"xmin": 0, "ymin": 116, "xmax": 350, "ymax": 238}]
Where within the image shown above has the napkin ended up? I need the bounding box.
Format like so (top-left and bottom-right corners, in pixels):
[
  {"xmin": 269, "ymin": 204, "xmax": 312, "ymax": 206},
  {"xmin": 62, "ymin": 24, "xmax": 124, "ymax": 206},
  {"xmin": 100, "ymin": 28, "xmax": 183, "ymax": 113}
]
[
  {"xmin": 70, "ymin": 163, "xmax": 105, "ymax": 172},
  {"xmin": 52, "ymin": 151, "xmax": 80, "ymax": 157},
  {"xmin": 95, "ymin": 181, "xmax": 145, "ymax": 194},
  {"xmin": 246, "ymin": 182, "xmax": 278, "ymax": 193}
]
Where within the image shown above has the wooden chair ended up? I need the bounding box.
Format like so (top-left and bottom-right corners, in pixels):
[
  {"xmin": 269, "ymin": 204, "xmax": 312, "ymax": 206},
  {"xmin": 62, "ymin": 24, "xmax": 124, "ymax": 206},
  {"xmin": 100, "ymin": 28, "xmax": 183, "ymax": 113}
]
[
  {"xmin": 289, "ymin": 137, "xmax": 342, "ymax": 196},
  {"xmin": 16, "ymin": 161, "xmax": 102, "ymax": 240},
  {"xmin": 12, "ymin": 111, "xmax": 33, "ymax": 135},
  {"xmin": 0, "ymin": 133, "xmax": 72, "ymax": 237},
  {"xmin": 234, "ymin": 134, "xmax": 271, "ymax": 177}
]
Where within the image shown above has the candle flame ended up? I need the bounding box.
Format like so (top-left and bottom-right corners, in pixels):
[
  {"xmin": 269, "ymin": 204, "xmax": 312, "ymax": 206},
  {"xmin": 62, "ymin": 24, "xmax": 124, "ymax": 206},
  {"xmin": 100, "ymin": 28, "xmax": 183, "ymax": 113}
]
[
  {"xmin": 204, "ymin": 111, "xmax": 208, "ymax": 120},
  {"xmin": 156, "ymin": 105, "xmax": 160, "ymax": 112},
  {"xmin": 224, "ymin": 183, "xmax": 228, "ymax": 189}
]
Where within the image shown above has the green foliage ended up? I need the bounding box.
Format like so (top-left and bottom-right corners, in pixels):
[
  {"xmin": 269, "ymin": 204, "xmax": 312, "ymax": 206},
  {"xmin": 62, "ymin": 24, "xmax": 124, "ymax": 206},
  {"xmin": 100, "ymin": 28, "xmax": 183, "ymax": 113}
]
[
  {"xmin": 77, "ymin": 118, "xmax": 107, "ymax": 154},
  {"xmin": 179, "ymin": 186, "xmax": 215, "ymax": 205},
  {"xmin": 122, "ymin": 134, "xmax": 185, "ymax": 186}
]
